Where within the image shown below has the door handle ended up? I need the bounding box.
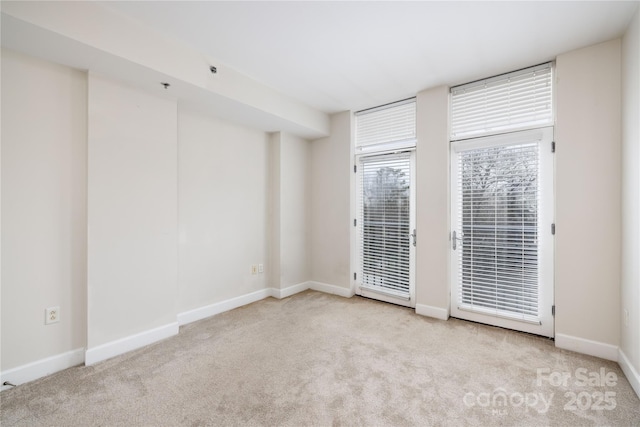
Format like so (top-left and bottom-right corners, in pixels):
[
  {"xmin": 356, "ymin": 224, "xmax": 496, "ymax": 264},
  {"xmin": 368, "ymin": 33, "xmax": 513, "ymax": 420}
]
[
  {"xmin": 410, "ymin": 229, "xmax": 417, "ymax": 247},
  {"xmin": 452, "ymin": 231, "xmax": 463, "ymax": 250}
]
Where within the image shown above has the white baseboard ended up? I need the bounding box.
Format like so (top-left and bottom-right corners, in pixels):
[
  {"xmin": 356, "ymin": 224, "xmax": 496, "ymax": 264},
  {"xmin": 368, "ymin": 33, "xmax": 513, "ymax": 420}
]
[
  {"xmin": 85, "ymin": 322, "xmax": 179, "ymax": 366},
  {"xmin": 415, "ymin": 304, "xmax": 450, "ymax": 320},
  {"xmin": 555, "ymin": 333, "xmax": 618, "ymax": 361},
  {"xmin": 178, "ymin": 282, "xmax": 352, "ymax": 327},
  {"xmin": 0, "ymin": 348, "xmax": 85, "ymax": 390},
  {"xmin": 177, "ymin": 288, "xmax": 272, "ymax": 326},
  {"xmin": 178, "ymin": 282, "xmax": 353, "ymax": 328},
  {"xmin": 271, "ymin": 282, "xmax": 310, "ymax": 299},
  {"xmin": 618, "ymin": 348, "xmax": 640, "ymax": 399},
  {"xmin": 83, "ymin": 283, "xmax": 351, "ymax": 367},
  {"xmin": 309, "ymin": 281, "xmax": 354, "ymax": 298},
  {"xmin": 1, "ymin": 282, "xmax": 358, "ymax": 391}
]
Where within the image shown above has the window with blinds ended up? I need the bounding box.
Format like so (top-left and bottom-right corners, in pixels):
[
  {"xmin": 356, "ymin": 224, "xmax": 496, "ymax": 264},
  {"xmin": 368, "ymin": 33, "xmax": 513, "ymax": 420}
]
[
  {"xmin": 456, "ymin": 141, "xmax": 540, "ymax": 322},
  {"xmin": 356, "ymin": 99, "xmax": 416, "ymax": 152},
  {"xmin": 451, "ymin": 63, "xmax": 553, "ymax": 141},
  {"xmin": 359, "ymin": 153, "xmax": 411, "ymax": 298}
]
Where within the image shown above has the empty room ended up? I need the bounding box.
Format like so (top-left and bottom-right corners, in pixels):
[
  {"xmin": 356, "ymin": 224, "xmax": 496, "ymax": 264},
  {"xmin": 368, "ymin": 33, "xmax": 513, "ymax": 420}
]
[{"xmin": 1, "ymin": 1, "xmax": 640, "ymax": 425}]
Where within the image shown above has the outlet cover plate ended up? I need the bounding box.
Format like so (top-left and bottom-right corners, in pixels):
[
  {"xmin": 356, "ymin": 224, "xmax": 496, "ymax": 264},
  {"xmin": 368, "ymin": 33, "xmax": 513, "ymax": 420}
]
[{"xmin": 45, "ymin": 306, "xmax": 60, "ymax": 324}]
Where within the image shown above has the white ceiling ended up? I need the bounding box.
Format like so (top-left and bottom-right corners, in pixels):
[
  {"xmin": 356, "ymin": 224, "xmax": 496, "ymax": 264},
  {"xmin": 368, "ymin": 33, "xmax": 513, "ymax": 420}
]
[{"xmin": 101, "ymin": 1, "xmax": 637, "ymax": 114}]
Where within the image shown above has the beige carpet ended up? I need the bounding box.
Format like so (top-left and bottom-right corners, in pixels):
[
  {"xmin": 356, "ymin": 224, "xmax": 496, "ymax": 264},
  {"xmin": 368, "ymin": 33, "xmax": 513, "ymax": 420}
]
[{"xmin": 1, "ymin": 290, "xmax": 639, "ymax": 426}]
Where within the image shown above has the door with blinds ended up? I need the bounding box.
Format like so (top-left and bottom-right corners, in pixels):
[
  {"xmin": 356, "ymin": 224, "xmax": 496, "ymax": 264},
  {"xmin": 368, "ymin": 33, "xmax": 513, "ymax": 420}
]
[
  {"xmin": 354, "ymin": 99, "xmax": 416, "ymax": 307},
  {"xmin": 449, "ymin": 63, "xmax": 555, "ymax": 337},
  {"xmin": 451, "ymin": 129, "xmax": 554, "ymax": 336},
  {"xmin": 357, "ymin": 152, "xmax": 416, "ymax": 307}
]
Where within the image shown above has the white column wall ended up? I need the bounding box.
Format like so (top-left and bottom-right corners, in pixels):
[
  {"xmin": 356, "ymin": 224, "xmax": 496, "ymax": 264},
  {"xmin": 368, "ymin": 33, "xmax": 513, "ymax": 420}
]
[
  {"xmin": 415, "ymin": 86, "xmax": 450, "ymax": 319},
  {"xmin": 177, "ymin": 109, "xmax": 270, "ymax": 312},
  {"xmin": 279, "ymin": 133, "xmax": 311, "ymax": 288},
  {"xmin": 621, "ymin": 7, "xmax": 640, "ymax": 396},
  {"xmin": 1, "ymin": 49, "xmax": 87, "ymax": 371},
  {"xmin": 309, "ymin": 112, "xmax": 352, "ymax": 290},
  {"xmin": 87, "ymin": 74, "xmax": 178, "ymax": 353},
  {"xmin": 555, "ymin": 39, "xmax": 622, "ymax": 356}
]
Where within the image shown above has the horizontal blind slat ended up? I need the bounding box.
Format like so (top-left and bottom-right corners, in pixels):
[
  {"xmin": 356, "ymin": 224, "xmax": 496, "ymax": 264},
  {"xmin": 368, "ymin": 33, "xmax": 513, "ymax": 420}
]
[
  {"xmin": 356, "ymin": 100, "xmax": 416, "ymax": 149},
  {"xmin": 457, "ymin": 141, "xmax": 540, "ymax": 319},
  {"xmin": 359, "ymin": 153, "xmax": 412, "ymax": 297},
  {"xmin": 451, "ymin": 63, "xmax": 553, "ymax": 140}
]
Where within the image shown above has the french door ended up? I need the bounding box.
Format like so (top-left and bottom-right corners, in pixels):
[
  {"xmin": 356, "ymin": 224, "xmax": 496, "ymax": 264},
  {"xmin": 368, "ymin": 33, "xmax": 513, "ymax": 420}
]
[
  {"xmin": 356, "ymin": 152, "xmax": 416, "ymax": 307},
  {"xmin": 451, "ymin": 128, "xmax": 554, "ymax": 337}
]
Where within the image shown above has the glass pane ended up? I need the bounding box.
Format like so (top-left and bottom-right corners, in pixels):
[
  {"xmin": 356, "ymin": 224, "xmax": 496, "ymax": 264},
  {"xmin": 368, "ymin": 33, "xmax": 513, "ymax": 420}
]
[
  {"xmin": 459, "ymin": 143, "xmax": 539, "ymax": 317},
  {"xmin": 361, "ymin": 156, "xmax": 411, "ymax": 295}
]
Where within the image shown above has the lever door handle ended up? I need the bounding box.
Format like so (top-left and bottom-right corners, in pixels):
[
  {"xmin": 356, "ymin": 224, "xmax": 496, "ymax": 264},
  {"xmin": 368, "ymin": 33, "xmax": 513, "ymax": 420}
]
[{"xmin": 452, "ymin": 231, "xmax": 463, "ymax": 250}]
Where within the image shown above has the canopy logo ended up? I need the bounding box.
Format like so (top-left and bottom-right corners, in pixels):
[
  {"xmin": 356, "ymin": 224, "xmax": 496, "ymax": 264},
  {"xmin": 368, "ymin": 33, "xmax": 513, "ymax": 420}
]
[
  {"xmin": 463, "ymin": 367, "xmax": 619, "ymax": 416},
  {"xmin": 463, "ymin": 389, "xmax": 553, "ymax": 414}
]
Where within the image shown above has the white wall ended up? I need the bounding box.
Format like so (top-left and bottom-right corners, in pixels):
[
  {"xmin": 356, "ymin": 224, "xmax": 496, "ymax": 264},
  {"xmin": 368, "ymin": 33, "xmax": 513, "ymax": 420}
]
[
  {"xmin": 310, "ymin": 111, "xmax": 352, "ymax": 289},
  {"xmin": 178, "ymin": 109, "xmax": 270, "ymax": 312},
  {"xmin": 1, "ymin": 49, "xmax": 87, "ymax": 370},
  {"xmin": 278, "ymin": 133, "xmax": 311, "ymax": 288},
  {"xmin": 270, "ymin": 133, "xmax": 282, "ymax": 290},
  {"xmin": 621, "ymin": 7, "xmax": 640, "ymax": 394},
  {"xmin": 270, "ymin": 132, "xmax": 311, "ymax": 289},
  {"xmin": 87, "ymin": 74, "xmax": 178, "ymax": 351},
  {"xmin": 415, "ymin": 86, "xmax": 450, "ymax": 319},
  {"xmin": 555, "ymin": 39, "xmax": 622, "ymax": 352}
]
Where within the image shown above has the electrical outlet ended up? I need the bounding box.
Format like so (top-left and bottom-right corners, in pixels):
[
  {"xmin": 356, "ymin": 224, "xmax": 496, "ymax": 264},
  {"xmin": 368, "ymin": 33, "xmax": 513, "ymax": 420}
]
[
  {"xmin": 251, "ymin": 265, "xmax": 257, "ymax": 275},
  {"xmin": 45, "ymin": 306, "xmax": 60, "ymax": 325},
  {"xmin": 624, "ymin": 309, "xmax": 629, "ymax": 327},
  {"xmin": 258, "ymin": 264, "xmax": 264, "ymax": 273}
]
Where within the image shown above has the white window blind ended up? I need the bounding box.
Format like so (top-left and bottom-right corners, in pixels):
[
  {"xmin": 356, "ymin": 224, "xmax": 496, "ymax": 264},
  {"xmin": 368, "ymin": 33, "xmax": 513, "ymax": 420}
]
[
  {"xmin": 356, "ymin": 99, "xmax": 416, "ymax": 152},
  {"xmin": 360, "ymin": 153, "xmax": 411, "ymax": 298},
  {"xmin": 456, "ymin": 142, "xmax": 540, "ymax": 322},
  {"xmin": 451, "ymin": 63, "xmax": 553, "ymax": 141}
]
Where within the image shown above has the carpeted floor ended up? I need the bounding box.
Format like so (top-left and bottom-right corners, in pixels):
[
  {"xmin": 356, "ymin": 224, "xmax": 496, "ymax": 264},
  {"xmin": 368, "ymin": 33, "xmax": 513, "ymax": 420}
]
[{"xmin": 1, "ymin": 290, "xmax": 639, "ymax": 426}]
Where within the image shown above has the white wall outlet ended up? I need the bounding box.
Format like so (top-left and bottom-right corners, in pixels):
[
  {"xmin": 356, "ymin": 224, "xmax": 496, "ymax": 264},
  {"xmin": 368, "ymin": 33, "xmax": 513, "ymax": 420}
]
[
  {"xmin": 45, "ymin": 306, "xmax": 60, "ymax": 325},
  {"xmin": 258, "ymin": 263, "xmax": 264, "ymax": 273},
  {"xmin": 251, "ymin": 265, "xmax": 257, "ymax": 275},
  {"xmin": 624, "ymin": 308, "xmax": 629, "ymax": 327}
]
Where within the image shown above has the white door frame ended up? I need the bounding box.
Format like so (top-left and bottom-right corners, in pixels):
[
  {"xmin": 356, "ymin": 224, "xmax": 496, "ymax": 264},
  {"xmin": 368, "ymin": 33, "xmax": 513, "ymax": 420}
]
[
  {"xmin": 354, "ymin": 150, "xmax": 416, "ymax": 308},
  {"xmin": 450, "ymin": 127, "xmax": 555, "ymax": 337}
]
